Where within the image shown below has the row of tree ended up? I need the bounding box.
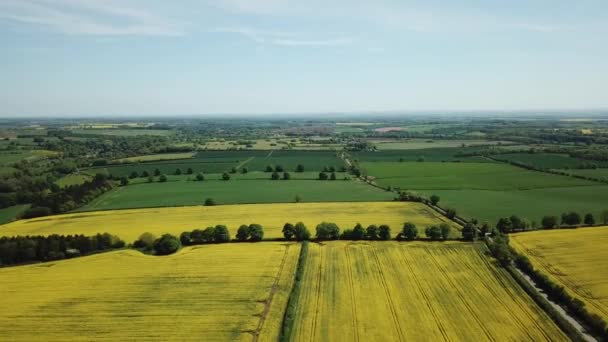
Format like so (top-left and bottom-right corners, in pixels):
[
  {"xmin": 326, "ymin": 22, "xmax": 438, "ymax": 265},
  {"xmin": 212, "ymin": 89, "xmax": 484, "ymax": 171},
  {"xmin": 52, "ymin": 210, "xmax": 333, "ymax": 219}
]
[
  {"xmin": 0, "ymin": 233, "xmax": 125, "ymax": 266},
  {"xmin": 495, "ymin": 211, "xmax": 608, "ymax": 233}
]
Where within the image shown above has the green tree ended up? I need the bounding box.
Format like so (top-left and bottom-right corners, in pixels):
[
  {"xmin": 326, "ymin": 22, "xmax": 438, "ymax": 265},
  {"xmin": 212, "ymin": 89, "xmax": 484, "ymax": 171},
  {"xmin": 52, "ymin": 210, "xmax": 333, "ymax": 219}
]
[
  {"xmin": 496, "ymin": 217, "xmax": 512, "ymax": 233},
  {"xmin": 222, "ymin": 172, "xmax": 230, "ymax": 181},
  {"xmin": 241, "ymin": 167, "xmax": 248, "ymax": 174},
  {"xmin": 179, "ymin": 231, "xmax": 191, "ymax": 246},
  {"xmin": 175, "ymin": 168, "xmax": 182, "ymax": 175},
  {"xmin": 265, "ymin": 165, "xmax": 273, "ymax": 172},
  {"xmin": 330, "ymin": 172, "xmax": 337, "ymax": 180},
  {"xmin": 561, "ymin": 212, "xmax": 582, "ymax": 226},
  {"xmin": 352, "ymin": 223, "xmax": 365, "ymax": 240},
  {"xmin": 236, "ymin": 225, "xmax": 249, "ymax": 241},
  {"xmin": 425, "ymin": 225, "xmax": 442, "ymax": 240},
  {"xmin": 315, "ymin": 222, "xmax": 340, "ymax": 240},
  {"xmin": 541, "ymin": 216, "xmax": 558, "ymax": 229},
  {"xmin": 129, "ymin": 171, "xmax": 139, "ymax": 179},
  {"xmin": 378, "ymin": 225, "xmax": 391, "ymax": 240},
  {"xmin": 147, "ymin": 176, "xmax": 154, "ymax": 183},
  {"xmin": 294, "ymin": 194, "xmax": 302, "ymax": 203},
  {"xmin": 366, "ymin": 225, "xmax": 379, "ymax": 240},
  {"xmin": 186, "ymin": 167, "xmax": 193, "ymax": 175},
  {"xmin": 275, "ymin": 165, "xmax": 284, "ymax": 172},
  {"xmin": 159, "ymin": 174, "xmax": 168, "ymax": 182},
  {"xmin": 213, "ymin": 225, "xmax": 230, "ymax": 242},
  {"xmin": 204, "ymin": 198, "xmax": 216, "ymax": 206},
  {"xmin": 329, "ymin": 166, "xmax": 336, "ymax": 172},
  {"xmin": 318, "ymin": 172, "xmax": 328, "ymax": 180},
  {"xmin": 190, "ymin": 229, "xmax": 205, "ymax": 244},
  {"xmin": 142, "ymin": 170, "xmax": 150, "ymax": 177},
  {"xmin": 602, "ymin": 209, "xmax": 608, "ymax": 224},
  {"xmin": 248, "ymin": 224, "xmax": 264, "ymax": 241},
  {"xmin": 282, "ymin": 223, "xmax": 295, "ymax": 240},
  {"xmin": 584, "ymin": 213, "xmax": 595, "ymax": 225},
  {"xmin": 461, "ymin": 223, "xmax": 477, "ymax": 241},
  {"xmin": 283, "ymin": 172, "xmax": 291, "ymax": 180},
  {"xmin": 430, "ymin": 194, "xmax": 440, "ymax": 205},
  {"xmin": 202, "ymin": 227, "xmax": 215, "ymax": 242},
  {"xmin": 296, "ymin": 164, "xmax": 304, "ymax": 172},
  {"xmin": 445, "ymin": 208, "xmax": 457, "ymax": 219},
  {"xmin": 120, "ymin": 177, "xmax": 129, "ymax": 186},
  {"xmin": 134, "ymin": 232, "xmax": 156, "ymax": 251},
  {"xmin": 294, "ymin": 222, "xmax": 311, "ymax": 241},
  {"xmin": 196, "ymin": 173, "xmax": 205, "ymax": 181},
  {"xmin": 154, "ymin": 168, "xmax": 161, "ymax": 176},
  {"xmin": 402, "ymin": 222, "xmax": 418, "ymax": 240},
  {"xmin": 271, "ymin": 172, "xmax": 280, "ymax": 180},
  {"xmin": 440, "ymin": 223, "xmax": 451, "ymax": 240},
  {"xmin": 230, "ymin": 167, "xmax": 237, "ymax": 174},
  {"xmin": 153, "ymin": 234, "xmax": 181, "ymax": 255}
]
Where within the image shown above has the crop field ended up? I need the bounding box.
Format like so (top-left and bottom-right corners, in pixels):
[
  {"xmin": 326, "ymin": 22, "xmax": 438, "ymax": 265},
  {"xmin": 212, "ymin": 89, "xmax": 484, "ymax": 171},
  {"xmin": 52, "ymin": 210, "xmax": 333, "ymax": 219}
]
[
  {"xmin": 361, "ymin": 161, "xmax": 607, "ymax": 224},
  {"xmin": 558, "ymin": 168, "xmax": 608, "ymax": 179},
  {"xmin": 494, "ymin": 153, "xmax": 608, "ymax": 169},
  {"xmin": 243, "ymin": 150, "xmax": 344, "ymax": 172},
  {"xmin": 84, "ymin": 160, "xmax": 239, "ymax": 177},
  {"xmin": 373, "ymin": 139, "xmax": 513, "ymax": 150},
  {"xmin": 352, "ymin": 148, "xmax": 493, "ymax": 163},
  {"xmin": 0, "ymin": 202, "xmax": 459, "ymax": 242},
  {"xmin": 289, "ymin": 241, "xmax": 566, "ymax": 341},
  {"xmin": 71, "ymin": 128, "xmax": 173, "ymax": 136},
  {"xmin": 0, "ymin": 243, "xmax": 300, "ymax": 341},
  {"xmin": 77, "ymin": 178, "xmax": 392, "ymax": 211},
  {"xmin": 55, "ymin": 174, "xmax": 93, "ymax": 188},
  {"xmin": 113, "ymin": 152, "xmax": 195, "ymax": 163},
  {"xmin": 362, "ymin": 162, "xmax": 592, "ymax": 190},
  {"xmin": 511, "ymin": 227, "xmax": 608, "ymax": 322},
  {"xmin": 0, "ymin": 204, "xmax": 29, "ymax": 224}
]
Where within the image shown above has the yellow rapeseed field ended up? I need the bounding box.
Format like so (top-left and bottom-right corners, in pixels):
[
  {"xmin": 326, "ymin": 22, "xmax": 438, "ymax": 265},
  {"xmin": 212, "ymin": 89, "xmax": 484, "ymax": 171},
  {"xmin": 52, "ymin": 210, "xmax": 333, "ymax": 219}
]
[
  {"xmin": 0, "ymin": 202, "xmax": 458, "ymax": 243},
  {"xmin": 0, "ymin": 242, "xmax": 300, "ymax": 341},
  {"xmin": 290, "ymin": 241, "xmax": 567, "ymax": 341},
  {"xmin": 511, "ymin": 227, "xmax": 608, "ymax": 322}
]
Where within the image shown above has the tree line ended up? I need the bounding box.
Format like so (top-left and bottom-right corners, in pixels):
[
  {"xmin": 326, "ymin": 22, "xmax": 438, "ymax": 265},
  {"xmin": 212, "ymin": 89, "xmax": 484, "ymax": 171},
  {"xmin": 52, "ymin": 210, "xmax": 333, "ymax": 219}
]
[
  {"xmin": 0, "ymin": 233, "xmax": 125, "ymax": 266},
  {"xmin": 494, "ymin": 210, "xmax": 608, "ymax": 234}
]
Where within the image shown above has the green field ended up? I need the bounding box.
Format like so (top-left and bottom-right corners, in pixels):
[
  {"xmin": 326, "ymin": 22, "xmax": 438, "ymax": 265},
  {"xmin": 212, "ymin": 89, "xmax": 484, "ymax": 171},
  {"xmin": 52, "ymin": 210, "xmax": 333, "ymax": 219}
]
[
  {"xmin": 55, "ymin": 174, "xmax": 92, "ymax": 188},
  {"xmin": 373, "ymin": 139, "xmax": 513, "ymax": 150},
  {"xmin": 71, "ymin": 129, "xmax": 173, "ymax": 136},
  {"xmin": 0, "ymin": 204, "xmax": 30, "ymax": 224},
  {"xmin": 77, "ymin": 179, "xmax": 394, "ymax": 211},
  {"xmin": 0, "ymin": 150, "xmax": 57, "ymax": 165},
  {"xmin": 558, "ymin": 168, "xmax": 608, "ymax": 179},
  {"xmin": 353, "ymin": 148, "xmax": 492, "ymax": 163},
  {"xmin": 113, "ymin": 152, "xmax": 195, "ymax": 163},
  {"xmin": 361, "ymin": 161, "xmax": 605, "ymax": 224},
  {"xmin": 84, "ymin": 160, "xmax": 239, "ymax": 177},
  {"xmin": 494, "ymin": 153, "xmax": 608, "ymax": 169},
  {"xmin": 242, "ymin": 150, "xmax": 344, "ymax": 172}
]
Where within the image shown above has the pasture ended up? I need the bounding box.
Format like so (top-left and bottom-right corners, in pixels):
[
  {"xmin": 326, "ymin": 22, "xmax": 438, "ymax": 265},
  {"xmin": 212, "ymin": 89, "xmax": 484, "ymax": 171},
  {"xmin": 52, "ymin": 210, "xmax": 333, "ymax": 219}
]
[
  {"xmin": 289, "ymin": 241, "xmax": 566, "ymax": 341},
  {"xmin": 373, "ymin": 139, "xmax": 513, "ymax": 150},
  {"xmin": 559, "ymin": 168, "xmax": 608, "ymax": 179},
  {"xmin": 0, "ymin": 150, "xmax": 58, "ymax": 165},
  {"xmin": 71, "ymin": 128, "xmax": 173, "ymax": 136},
  {"xmin": 55, "ymin": 174, "xmax": 92, "ymax": 188},
  {"xmin": 511, "ymin": 227, "xmax": 608, "ymax": 322},
  {"xmin": 113, "ymin": 152, "xmax": 195, "ymax": 163},
  {"xmin": 352, "ymin": 148, "xmax": 493, "ymax": 163},
  {"xmin": 0, "ymin": 202, "xmax": 459, "ymax": 242},
  {"xmin": 0, "ymin": 204, "xmax": 29, "ymax": 224},
  {"xmin": 77, "ymin": 178, "xmax": 391, "ymax": 211},
  {"xmin": 0, "ymin": 243, "xmax": 300, "ymax": 341}
]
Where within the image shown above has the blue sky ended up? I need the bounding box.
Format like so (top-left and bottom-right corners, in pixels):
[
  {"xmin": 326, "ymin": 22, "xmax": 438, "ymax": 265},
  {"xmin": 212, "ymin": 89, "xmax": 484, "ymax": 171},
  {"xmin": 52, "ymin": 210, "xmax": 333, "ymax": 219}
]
[{"xmin": 0, "ymin": 0, "xmax": 607, "ymax": 116}]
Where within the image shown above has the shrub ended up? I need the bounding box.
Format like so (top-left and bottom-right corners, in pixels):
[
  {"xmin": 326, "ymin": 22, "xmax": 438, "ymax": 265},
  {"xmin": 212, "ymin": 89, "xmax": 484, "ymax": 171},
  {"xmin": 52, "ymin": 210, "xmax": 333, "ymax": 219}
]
[
  {"xmin": 133, "ymin": 232, "xmax": 157, "ymax": 251},
  {"xmin": 22, "ymin": 207, "xmax": 52, "ymax": 219},
  {"xmin": 204, "ymin": 198, "xmax": 216, "ymax": 206},
  {"xmin": 153, "ymin": 234, "xmax": 181, "ymax": 255},
  {"xmin": 315, "ymin": 222, "xmax": 340, "ymax": 240},
  {"xmin": 248, "ymin": 224, "xmax": 264, "ymax": 241}
]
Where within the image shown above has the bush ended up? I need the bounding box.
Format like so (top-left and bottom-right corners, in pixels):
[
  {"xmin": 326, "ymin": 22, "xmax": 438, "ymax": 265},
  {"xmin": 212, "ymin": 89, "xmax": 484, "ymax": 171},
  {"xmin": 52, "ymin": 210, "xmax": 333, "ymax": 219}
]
[
  {"xmin": 541, "ymin": 216, "xmax": 558, "ymax": 229},
  {"xmin": 153, "ymin": 234, "xmax": 181, "ymax": 255},
  {"xmin": 133, "ymin": 232, "xmax": 157, "ymax": 251},
  {"xmin": 196, "ymin": 173, "xmax": 205, "ymax": 181},
  {"xmin": 222, "ymin": 172, "xmax": 230, "ymax": 181},
  {"xmin": 283, "ymin": 223, "xmax": 295, "ymax": 240},
  {"xmin": 22, "ymin": 207, "xmax": 52, "ymax": 219},
  {"xmin": 400, "ymin": 222, "xmax": 418, "ymax": 240},
  {"xmin": 315, "ymin": 222, "xmax": 340, "ymax": 240},
  {"xmin": 236, "ymin": 224, "xmax": 249, "ymax": 241},
  {"xmin": 159, "ymin": 174, "xmax": 168, "ymax": 182},
  {"xmin": 213, "ymin": 225, "xmax": 230, "ymax": 242},
  {"xmin": 204, "ymin": 198, "xmax": 216, "ymax": 206}
]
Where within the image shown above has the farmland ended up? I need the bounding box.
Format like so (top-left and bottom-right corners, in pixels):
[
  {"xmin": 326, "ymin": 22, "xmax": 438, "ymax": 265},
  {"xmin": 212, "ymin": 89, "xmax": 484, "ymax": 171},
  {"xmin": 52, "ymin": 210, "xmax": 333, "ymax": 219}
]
[
  {"xmin": 113, "ymin": 152, "xmax": 195, "ymax": 163},
  {"xmin": 71, "ymin": 128, "xmax": 173, "ymax": 136},
  {"xmin": 0, "ymin": 242, "xmax": 300, "ymax": 341},
  {"xmin": 559, "ymin": 168, "xmax": 608, "ymax": 179},
  {"xmin": 289, "ymin": 241, "xmax": 566, "ymax": 341},
  {"xmin": 352, "ymin": 148, "xmax": 493, "ymax": 163},
  {"xmin": 493, "ymin": 153, "xmax": 608, "ymax": 169},
  {"xmin": 511, "ymin": 227, "xmax": 608, "ymax": 322},
  {"xmin": 373, "ymin": 139, "xmax": 514, "ymax": 150},
  {"xmin": 360, "ymin": 161, "xmax": 607, "ymax": 224},
  {"xmin": 0, "ymin": 202, "xmax": 460, "ymax": 242}
]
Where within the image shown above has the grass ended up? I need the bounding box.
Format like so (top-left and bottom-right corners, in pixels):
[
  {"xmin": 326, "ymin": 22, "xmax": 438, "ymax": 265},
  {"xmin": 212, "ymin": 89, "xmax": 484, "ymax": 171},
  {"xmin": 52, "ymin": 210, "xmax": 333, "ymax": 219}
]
[
  {"xmin": 0, "ymin": 204, "xmax": 30, "ymax": 224},
  {"xmin": 113, "ymin": 152, "xmax": 195, "ymax": 163},
  {"xmin": 55, "ymin": 174, "xmax": 92, "ymax": 188},
  {"xmin": 0, "ymin": 243, "xmax": 300, "ymax": 341},
  {"xmin": 244, "ymin": 150, "xmax": 344, "ymax": 172},
  {"xmin": 511, "ymin": 227, "xmax": 608, "ymax": 323},
  {"xmin": 0, "ymin": 202, "xmax": 459, "ymax": 243},
  {"xmin": 494, "ymin": 153, "xmax": 608, "ymax": 169},
  {"xmin": 84, "ymin": 160, "xmax": 239, "ymax": 177},
  {"xmin": 353, "ymin": 148, "xmax": 494, "ymax": 163},
  {"xmin": 362, "ymin": 162, "xmax": 593, "ymax": 190},
  {"xmin": 289, "ymin": 241, "xmax": 566, "ymax": 341},
  {"xmin": 77, "ymin": 178, "xmax": 392, "ymax": 211},
  {"xmin": 0, "ymin": 150, "xmax": 58, "ymax": 165}
]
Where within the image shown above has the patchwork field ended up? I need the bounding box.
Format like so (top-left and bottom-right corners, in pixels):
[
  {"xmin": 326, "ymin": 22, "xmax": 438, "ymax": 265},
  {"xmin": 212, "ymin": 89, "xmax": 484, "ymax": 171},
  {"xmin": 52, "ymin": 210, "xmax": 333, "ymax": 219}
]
[
  {"xmin": 289, "ymin": 241, "xmax": 566, "ymax": 341},
  {"xmin": 559, "ymin": 168, "xmax": 608, "ymax": 180},
  {"xmin": 0, "ymin": 243, "xmax": 300, "ymax": 341},
  {"xmin": 353, "ymin": 148, "xmax": 493, "ymax": 163},
  {"xmin": 511, "ymin": 227, "xmax": 608, "ymax": 322},
  {"xmin": 373, "ymin": 139, "xmax": 513, "ymax": 150},
  {"xmin": 0, "ymin": 202, "xmax": 460, "ymax": 242},
  {"xmin": 71, "ymin": 128, "xmax": 173, "ymax": 136},
  {"xmin": 494, "ymin": 153, "xmax": 608, "ymax": 169},
  {"xmin": 113, "ymin": 152, "xmax": 195, "ymax": 163},
  {"xmin": 361, "ymin": 161, "xmax": 606, "ymax": 224}
]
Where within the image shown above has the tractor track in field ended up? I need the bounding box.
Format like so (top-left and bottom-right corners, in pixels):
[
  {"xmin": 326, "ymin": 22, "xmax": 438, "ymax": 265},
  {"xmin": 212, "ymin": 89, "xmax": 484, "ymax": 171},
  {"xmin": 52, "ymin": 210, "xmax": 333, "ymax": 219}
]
[
  {"xmin": 426, "ymin": 248, "xmax": 495, "ymax": 342},
  {"xmin": 398, "ymin": 247, "xmax": 449, "ymax": 342},
  {"xmin": 252, "ymin": 244, "xmax": 290, "ymax": 342},
  {"xmin": 310, "ymin": 245, "xmax": 323, "ymax": 342},
  {"xmin": 370, "ymin": 245, "xmax": 405, "ymax": 341},
  {"xmin": 344, "ymin": 245, "xmax": 360, "ymax": 342}
]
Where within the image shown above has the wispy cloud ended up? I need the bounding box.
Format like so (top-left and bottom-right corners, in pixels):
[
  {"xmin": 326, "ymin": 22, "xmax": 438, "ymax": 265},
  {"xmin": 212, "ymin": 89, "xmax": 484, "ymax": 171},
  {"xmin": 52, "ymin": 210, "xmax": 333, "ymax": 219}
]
[
  {"xmin": 210, "ymin": 27, "xmax": 354, "ymax": 47},
  {"xmin": 0, "ymin": 0, "xmax": 182, "ymax": 36}
]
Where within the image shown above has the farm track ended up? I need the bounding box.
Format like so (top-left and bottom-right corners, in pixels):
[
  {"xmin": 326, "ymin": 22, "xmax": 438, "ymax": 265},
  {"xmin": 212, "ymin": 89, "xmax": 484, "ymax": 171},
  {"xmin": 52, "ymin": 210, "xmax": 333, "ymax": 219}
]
[
  {"xmin": 309, "ymin": 244, "xmax": 323, "ymax": 342},
  {"xmin": 344, "ymin": 245, "xmax": 360, "ymax": 342},
  {"xmin": 397, "ymin": 247, "xmax": 449, "ymax": 341},
  {"xmin": 236, "ymin": 156, "xmax": 255, "ymax": 169},
  {"xmin": 425, "ymin": 248, "xmax": 495, "ymax": 342},
  {"xmin": 370, "ymin": 245, "xmax": 404, "ymax": 341},
  {"xmin": 252, "ymin": 244, "xmax": 291, "ymax": 342}
]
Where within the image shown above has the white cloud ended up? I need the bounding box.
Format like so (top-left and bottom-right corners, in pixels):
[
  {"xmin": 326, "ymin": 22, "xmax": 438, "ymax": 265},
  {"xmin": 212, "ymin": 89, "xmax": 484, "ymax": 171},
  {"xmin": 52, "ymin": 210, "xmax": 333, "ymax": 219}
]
[{"xmin": 0, "ymin": 0, "xmax": 182, "ymax": 36}]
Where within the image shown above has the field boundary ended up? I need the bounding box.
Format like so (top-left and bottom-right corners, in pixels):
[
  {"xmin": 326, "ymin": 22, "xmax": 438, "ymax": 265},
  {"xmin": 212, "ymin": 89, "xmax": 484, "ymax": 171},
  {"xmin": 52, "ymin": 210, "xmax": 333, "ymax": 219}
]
[{"xmin": 279, "ymin": 241, "xmax": 308, "ymax": 342}]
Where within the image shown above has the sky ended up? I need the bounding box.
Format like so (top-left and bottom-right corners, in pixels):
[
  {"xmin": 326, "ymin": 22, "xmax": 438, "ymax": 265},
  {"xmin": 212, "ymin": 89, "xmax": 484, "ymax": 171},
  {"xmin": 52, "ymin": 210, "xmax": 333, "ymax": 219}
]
[{"xmin": 0, "ymin": 0, "xmax": 607, "ymax": 117}]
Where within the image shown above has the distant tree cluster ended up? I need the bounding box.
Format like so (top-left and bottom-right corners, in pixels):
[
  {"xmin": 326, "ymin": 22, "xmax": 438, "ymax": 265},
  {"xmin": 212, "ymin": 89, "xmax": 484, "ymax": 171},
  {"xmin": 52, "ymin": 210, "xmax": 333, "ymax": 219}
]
[
  {"xmin": 496, "ymin": 211, "xmax": 601, "ymax": 233},
  {"xmin": 180, "ymin": 225, "xmax": 230, "ymax": 246},
  {"xmin": 133, "ymin": 232, "xmax": 182, "ymax": 256},
  {"xmin": 237, "ymin": 224, "xmax": 265, "ymax": 241},
  {"xmin": 282, "ymin": 222, "xmax": 311, "ymax": 241},
  {"xmin": 0, "ymin": 233, "xmax": 125, "ymax": 266}
]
